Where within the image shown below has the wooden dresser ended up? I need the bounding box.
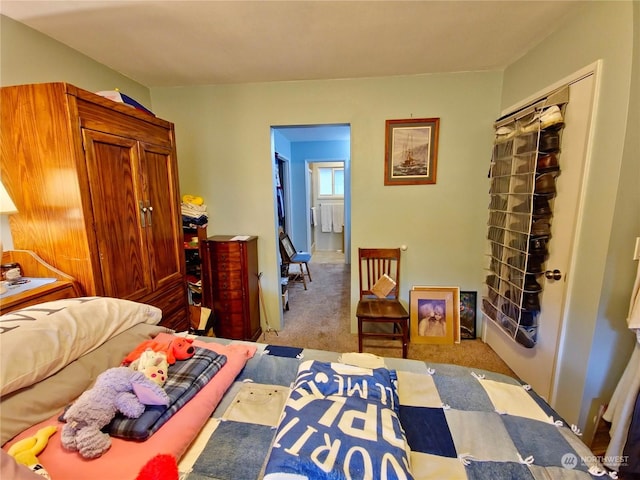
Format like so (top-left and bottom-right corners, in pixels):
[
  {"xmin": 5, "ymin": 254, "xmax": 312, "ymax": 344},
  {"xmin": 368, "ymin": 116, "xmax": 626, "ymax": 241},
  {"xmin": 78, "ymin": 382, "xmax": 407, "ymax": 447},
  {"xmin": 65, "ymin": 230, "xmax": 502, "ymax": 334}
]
[
  {"xmin": 201, "ymin": 236, "xmax": 261, "ymax": 341},
  {"xmin": 1, "ymin": 83, "xmax": 189, "ymax": 331},
  {"xmin": 0, "ymin": 250, "xmax": 82, "ymax": 314}
]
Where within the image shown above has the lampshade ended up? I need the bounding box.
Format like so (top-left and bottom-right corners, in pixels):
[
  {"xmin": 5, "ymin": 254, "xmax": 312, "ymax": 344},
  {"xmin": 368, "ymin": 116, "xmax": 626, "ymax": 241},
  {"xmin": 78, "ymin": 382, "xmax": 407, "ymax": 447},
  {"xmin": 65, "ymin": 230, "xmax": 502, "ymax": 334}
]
[{"xmin": 0, "ymin": 181, "xmax": 17, "ymax": 214}]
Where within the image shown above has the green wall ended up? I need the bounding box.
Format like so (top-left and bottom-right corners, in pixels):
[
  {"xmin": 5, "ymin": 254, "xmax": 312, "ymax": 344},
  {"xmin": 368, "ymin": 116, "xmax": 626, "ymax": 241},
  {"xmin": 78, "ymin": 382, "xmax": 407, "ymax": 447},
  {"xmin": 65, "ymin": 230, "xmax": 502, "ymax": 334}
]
[
  {"xmin": 0, "ymin": 15, "xmax": 151, "ymax": 109},
  {"xmin": 150, "ymin": 73, "xmax": 503, "ymax": 334},
  {"xmin": 500, "ymin": 0, "xmax": 639, "ymax": 435},
  {"xmin": 0, "ymin": 15, "xmax": 152, "ymax": 251}
]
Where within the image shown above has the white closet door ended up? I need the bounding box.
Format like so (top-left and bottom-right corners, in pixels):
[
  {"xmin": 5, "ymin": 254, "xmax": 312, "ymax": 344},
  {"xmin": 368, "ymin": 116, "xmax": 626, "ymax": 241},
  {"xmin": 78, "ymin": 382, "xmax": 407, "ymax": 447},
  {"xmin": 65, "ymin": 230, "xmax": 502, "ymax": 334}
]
[{"xmin": 485, "ymin": 73, "xmax": 596, "ymax": 402}]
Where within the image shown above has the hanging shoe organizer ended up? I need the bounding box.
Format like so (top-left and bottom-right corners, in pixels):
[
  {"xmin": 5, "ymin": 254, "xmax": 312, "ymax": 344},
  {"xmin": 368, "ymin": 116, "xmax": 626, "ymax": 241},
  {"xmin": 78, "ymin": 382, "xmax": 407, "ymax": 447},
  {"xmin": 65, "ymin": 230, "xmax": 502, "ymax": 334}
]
[{"xmin": 482, "ymin": 88, "xmax": 568, "ymax": 348}]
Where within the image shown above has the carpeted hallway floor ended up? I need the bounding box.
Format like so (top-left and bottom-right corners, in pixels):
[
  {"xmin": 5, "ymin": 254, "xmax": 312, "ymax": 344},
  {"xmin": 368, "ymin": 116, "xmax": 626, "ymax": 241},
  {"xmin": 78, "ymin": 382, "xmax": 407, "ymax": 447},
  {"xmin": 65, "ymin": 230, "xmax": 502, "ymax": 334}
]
[{"xmin": 263, "ymin": 254, "xmax": 518, "ymax": 378}]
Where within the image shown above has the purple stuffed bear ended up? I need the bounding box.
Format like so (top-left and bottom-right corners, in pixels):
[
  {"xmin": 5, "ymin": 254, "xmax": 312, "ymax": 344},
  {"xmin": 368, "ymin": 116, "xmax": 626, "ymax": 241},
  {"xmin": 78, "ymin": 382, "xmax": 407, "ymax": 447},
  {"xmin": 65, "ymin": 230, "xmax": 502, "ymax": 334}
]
[{"xmin": 61, "ymin": 367, "xmax": 170, "ymax": 459}]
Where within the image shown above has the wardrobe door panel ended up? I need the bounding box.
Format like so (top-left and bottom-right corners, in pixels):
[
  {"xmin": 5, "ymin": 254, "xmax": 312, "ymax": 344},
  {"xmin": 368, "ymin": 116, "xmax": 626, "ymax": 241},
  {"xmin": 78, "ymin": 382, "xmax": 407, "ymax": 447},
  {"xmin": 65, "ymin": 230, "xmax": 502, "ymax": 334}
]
[
  {"xmin": 82, "ymin": 129, "xmax": 152, "ymax": 299},
  {"xmin": 140, "ymin": 142, "xmax": 185, "ymax": 290}
]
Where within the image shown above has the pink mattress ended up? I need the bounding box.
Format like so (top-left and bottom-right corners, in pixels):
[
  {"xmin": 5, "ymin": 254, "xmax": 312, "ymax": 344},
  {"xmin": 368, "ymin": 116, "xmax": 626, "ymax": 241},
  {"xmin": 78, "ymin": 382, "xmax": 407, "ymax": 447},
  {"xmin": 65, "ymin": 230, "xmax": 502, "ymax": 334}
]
[{"xmin": 2, "ymin": 334, "xmax": 256, "ymax": 480}]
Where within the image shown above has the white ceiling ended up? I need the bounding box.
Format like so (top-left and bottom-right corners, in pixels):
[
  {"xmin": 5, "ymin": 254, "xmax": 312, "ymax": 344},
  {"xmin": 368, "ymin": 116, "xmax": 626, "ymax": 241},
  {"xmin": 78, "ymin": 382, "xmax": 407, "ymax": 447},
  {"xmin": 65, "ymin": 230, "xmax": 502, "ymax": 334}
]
[
  {"xmin": 1, "ymin": 0, "xmax": 585, "ymax": 143},
  {"xmin": 2, "ymin": 0, "xmax": 585, "ymax": 89}
]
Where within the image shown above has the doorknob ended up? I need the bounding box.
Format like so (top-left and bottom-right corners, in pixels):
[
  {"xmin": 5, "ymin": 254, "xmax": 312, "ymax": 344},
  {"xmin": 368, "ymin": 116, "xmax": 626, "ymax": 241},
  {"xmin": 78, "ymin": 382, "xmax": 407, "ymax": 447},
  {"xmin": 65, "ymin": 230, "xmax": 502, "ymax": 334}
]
[{"xmin": 545, "ymin": 269, "xmax": 562, "ymax": 280}]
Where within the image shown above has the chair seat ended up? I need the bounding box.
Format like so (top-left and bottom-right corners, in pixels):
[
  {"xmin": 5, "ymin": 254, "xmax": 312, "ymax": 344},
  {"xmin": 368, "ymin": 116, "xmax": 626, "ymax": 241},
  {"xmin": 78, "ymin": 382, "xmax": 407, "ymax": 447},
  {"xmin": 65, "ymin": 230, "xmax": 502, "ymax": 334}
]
[
  {"xmin": 356, "ymin": 299, "xmax": 409, "ymax": 319},
  {"xmin": 291, "ymin": 252, "xmax": 311, "ymax": 263}
]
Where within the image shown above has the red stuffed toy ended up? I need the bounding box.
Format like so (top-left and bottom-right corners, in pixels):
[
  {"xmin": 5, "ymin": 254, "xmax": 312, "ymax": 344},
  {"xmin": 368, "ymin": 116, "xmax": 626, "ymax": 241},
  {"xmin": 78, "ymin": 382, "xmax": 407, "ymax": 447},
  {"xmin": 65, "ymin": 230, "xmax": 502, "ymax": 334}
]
[
  {"xmin": 122, "ymin": 337, "xmax": 195, "ymax": 366},
  {"xmin": 136, "ymin": 454, "xmax": 178, "ymax": 480}
]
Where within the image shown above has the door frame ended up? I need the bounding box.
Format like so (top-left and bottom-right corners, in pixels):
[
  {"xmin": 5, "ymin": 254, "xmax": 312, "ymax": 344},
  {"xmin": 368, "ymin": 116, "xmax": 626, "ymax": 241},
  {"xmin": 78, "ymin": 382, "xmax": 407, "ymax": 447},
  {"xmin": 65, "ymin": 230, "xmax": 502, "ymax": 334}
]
[{"xmin": 306, "ymin": 165, "xmax": 313, "ymax": 251}]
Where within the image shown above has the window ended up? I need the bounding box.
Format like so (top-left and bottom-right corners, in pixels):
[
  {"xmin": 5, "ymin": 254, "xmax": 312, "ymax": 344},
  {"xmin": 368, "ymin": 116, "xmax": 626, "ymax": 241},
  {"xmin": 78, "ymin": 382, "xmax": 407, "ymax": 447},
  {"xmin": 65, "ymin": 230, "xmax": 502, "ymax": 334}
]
[{"xmin": 318, "ymin": 167, "xmax": 344, "ymax": 197}]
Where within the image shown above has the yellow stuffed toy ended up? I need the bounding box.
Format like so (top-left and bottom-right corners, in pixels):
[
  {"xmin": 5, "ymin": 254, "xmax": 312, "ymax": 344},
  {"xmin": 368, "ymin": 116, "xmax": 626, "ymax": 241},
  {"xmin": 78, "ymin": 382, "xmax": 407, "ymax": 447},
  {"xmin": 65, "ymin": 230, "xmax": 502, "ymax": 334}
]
[{"xmin": 8, "ymin": 425, "xmax": 57, "ymax": 479}]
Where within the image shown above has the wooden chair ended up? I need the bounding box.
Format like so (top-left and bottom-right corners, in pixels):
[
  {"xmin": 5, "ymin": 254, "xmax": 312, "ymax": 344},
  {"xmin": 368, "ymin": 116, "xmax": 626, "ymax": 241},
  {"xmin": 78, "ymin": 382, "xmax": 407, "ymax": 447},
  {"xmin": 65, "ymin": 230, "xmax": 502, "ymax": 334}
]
[
  {"xmin": 356, "ymin": 248, "xmax": 410, "ymax": 358},
  {"xmin": 279, "ymin": 232, "xmax": 312, "ymax": 289}
]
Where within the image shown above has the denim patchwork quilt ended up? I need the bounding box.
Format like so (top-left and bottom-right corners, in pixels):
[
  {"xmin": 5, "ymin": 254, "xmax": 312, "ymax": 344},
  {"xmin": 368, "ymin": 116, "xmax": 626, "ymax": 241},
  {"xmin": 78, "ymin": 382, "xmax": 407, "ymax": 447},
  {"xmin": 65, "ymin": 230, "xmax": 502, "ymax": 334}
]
[{"xmin": 180, "ymin": 339, "xmax": 606, "ymax": 480}]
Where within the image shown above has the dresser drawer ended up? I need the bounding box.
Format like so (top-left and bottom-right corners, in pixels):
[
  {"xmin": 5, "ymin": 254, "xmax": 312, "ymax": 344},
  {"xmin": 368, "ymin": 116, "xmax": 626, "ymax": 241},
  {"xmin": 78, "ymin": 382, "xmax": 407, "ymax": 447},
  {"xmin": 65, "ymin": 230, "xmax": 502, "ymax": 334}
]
[
  {"xmin": 214, "ymin": 298, "xmax": 245, "ymax": 314},
  {"xmin": 216, "ymin": 312, "xmax": 245, "ymax": 340},
  {"xmin": 215, "ymin": 290, "xmax": 244, "ymax": 301},
  {"xmin": 212, "ymin": 241, "xmax": 242, "ymax": 253},
  {"xmin": 0, "ymin": 280, "xmax": 77, "ymax": 314},
  {"xmin": 159, "ymin": 308, "xmax": 190, "ymax": 331},
  {"xmin": 212, "ymin": 271, "xmax": 244, "ymax": 290},
  {"xmin": 212, "ymin": 246, "xmax": 242, "ymax": 261},
  {"xmin": 144, "ymin": 283, "xmax": 188, "ymax": 331},
  {"xmin": 213, "ymin": 260, "xmax": 242, "ymax": 272}
]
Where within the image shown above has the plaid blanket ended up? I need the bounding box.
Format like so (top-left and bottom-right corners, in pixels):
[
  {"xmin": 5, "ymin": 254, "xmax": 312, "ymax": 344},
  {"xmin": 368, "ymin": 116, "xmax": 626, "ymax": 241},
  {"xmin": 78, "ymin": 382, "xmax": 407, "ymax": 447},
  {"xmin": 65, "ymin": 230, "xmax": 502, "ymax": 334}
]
[
  {"xmin": 110, "ymin": 347, "xmax": 227, "ymax": 440},
  {"xmin": 180, "ymin": 340, "xmax": 607, "ymax": 480}
]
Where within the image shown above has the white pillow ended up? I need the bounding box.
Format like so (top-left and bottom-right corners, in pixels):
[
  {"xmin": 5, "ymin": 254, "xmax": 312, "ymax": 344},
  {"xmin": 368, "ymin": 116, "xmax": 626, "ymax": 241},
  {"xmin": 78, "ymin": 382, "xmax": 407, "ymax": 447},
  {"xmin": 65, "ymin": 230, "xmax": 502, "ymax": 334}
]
[{"xmin": 0, "ymin": 297, "xmax": 162, "ymax": 396}]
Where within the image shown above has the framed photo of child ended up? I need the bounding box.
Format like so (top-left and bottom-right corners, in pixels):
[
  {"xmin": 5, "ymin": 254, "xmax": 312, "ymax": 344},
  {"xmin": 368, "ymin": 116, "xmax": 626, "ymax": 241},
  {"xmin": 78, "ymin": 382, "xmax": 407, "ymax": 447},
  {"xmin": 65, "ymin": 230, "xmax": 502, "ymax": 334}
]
[{"xmin": 410, "ymin": 286, "xmax": 460, "ymax": 345}]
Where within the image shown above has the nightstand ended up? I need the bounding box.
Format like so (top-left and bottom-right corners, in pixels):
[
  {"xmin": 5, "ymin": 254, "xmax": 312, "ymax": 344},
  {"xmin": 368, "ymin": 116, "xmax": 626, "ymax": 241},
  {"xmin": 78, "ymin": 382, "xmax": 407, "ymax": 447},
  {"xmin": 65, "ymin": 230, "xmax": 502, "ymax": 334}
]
[
  {"xmin": 0, "ymin": 249, "xmax": 82, "ymax": 315},
  {"xmin": 0, "ymin": 279, "xmax": 77, "ymax": 314}
]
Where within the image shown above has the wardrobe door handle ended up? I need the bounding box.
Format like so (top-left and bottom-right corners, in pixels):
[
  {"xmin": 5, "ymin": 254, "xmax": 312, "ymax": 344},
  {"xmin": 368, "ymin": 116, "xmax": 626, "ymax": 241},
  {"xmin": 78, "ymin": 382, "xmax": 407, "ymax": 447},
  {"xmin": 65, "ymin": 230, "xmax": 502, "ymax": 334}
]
[
  {"xmin": 139, "ymin": 201, "xmax": 147, "ymax": 227},
  {"xmin": 147, "ymin": 205, "xmax": 153, "ymax": 226}
]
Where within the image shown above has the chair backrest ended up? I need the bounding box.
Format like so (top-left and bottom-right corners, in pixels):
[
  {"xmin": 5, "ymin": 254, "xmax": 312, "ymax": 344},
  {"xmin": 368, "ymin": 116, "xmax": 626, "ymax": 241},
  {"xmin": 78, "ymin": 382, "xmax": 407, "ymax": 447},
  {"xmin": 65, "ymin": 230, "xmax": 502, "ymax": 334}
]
[
  {"xmin": 358, "ymin": 248, "xmax": 401, "ymax": 300},
  {"xmin": 279, "ymin": 233, "xmax": 297, "ymax": 263}
]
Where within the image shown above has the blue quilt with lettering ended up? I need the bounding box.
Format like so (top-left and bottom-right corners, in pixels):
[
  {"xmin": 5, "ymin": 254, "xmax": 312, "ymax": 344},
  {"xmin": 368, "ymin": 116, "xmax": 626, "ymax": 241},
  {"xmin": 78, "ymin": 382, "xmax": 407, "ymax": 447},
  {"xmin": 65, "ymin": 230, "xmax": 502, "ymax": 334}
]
[
  {"xmin": 181, "ymin": 340, "xmax": 607, "ymax": 480},
  {"xmin": 263, "ymin": 360, "xmax": 412, "ymax": 480}
]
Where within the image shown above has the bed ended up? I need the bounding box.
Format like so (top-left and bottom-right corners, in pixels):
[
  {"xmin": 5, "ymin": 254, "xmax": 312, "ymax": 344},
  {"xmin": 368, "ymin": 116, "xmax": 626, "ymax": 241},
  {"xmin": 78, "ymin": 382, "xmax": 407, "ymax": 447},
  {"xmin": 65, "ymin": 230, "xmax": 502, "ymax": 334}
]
[{"xmin": 1, "ymin": 296, "xmax": 609, "ymax": 480}]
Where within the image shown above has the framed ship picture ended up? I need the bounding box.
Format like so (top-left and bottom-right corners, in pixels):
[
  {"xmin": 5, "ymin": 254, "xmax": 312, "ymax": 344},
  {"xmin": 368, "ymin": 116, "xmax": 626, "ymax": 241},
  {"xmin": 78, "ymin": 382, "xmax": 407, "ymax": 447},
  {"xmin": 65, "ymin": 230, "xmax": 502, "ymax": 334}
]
[{"xmin": 384, "ymin": 117, "xmax": 440, "ymax": 185}]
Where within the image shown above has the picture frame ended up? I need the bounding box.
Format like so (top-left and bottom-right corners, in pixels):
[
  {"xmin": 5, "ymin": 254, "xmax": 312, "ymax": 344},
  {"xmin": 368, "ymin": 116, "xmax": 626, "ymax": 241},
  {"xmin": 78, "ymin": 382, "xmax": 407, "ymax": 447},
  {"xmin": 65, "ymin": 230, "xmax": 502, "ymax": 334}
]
[
  {"xmin": 459, "ymin": 291, "xmax": 477, "ymax": 340},
  {"xmin": 410, "ymin": 286, "xmax": 460, "ymax": 345},
  {"xmin": 384, "ymin": 117, "xmax": 440, "ymax": 186}
]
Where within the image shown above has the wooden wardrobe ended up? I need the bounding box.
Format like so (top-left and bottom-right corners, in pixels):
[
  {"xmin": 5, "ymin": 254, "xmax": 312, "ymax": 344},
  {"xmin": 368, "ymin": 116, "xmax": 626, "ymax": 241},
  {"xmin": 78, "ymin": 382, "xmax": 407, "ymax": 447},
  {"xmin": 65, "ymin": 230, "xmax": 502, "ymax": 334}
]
[{"xmin": 0, "ymin": 82, "xmax": 189, "ymax": 330}]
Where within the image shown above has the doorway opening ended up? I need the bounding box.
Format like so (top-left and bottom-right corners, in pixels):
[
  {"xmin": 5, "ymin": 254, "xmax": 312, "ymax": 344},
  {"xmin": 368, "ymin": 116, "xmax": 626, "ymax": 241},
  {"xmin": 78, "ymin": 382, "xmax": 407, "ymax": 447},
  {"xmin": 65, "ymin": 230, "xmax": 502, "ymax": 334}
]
[
  {"xmin": 308, "ymin": 160, "xmax": 345, "ymax": 258},
  {"xmin": 271, "ymin": 123, "xmax": 351, "ymax": 328},
  {"xmin": 272, "ymin": 124, "xmax": 351, "ymax": 259}
]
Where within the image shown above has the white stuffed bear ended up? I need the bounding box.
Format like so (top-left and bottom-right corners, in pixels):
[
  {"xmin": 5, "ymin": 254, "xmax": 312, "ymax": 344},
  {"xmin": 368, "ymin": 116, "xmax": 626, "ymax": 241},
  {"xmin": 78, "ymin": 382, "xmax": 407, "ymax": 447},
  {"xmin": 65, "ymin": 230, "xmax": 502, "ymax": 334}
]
[{"xmin": 130, "ymin": 349, "xmax": 169, "ymax": 387}]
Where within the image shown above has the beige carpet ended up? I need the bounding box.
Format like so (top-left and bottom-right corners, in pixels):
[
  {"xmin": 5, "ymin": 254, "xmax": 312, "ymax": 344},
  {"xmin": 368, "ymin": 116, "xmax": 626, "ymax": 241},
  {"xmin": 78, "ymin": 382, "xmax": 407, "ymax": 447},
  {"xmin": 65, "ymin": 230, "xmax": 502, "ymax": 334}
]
[{"xmin": 263, "ymin": 257, "xmax": 518, "ymax": 378}]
